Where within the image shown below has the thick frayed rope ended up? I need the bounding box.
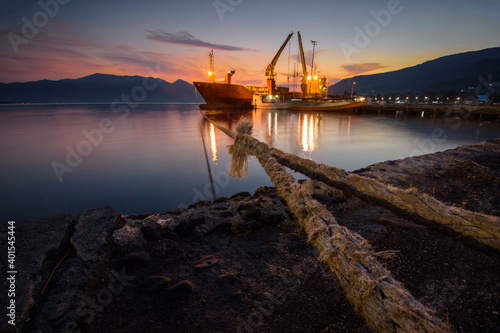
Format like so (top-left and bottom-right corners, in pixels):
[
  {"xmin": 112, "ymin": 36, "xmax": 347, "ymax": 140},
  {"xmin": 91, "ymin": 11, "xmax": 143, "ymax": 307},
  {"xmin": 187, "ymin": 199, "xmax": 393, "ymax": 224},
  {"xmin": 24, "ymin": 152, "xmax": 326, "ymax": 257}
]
[
  {"xmin": 270, "ymin": 149, "xmax": 500, "ymax": 252},
  {"xmin": 202, "ymin": 113, "xmax": 451, "ymax": 333}
]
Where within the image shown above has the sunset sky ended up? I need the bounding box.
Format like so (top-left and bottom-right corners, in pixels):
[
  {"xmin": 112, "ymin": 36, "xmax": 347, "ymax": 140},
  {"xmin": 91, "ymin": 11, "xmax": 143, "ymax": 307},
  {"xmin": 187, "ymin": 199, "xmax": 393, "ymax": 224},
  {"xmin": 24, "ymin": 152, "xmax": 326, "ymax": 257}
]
[{"xmin": 1, "ymin": 0, "xmax": 499, "ymax": 87}]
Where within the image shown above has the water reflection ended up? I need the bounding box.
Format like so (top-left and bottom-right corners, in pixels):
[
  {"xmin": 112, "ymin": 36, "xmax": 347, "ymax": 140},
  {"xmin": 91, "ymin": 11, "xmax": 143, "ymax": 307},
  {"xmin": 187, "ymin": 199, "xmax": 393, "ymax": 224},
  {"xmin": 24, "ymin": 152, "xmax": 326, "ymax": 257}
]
[
  {"xmin": 300, "ymin": 114, "xmax": 318, "ymax": 152},
  {"xmin": 209, "ymin": 123, "xmax": 217, "ymax": 163},
  {"xmin": 204, "ymin": 109, "xmax": 323, "ymax": 153},
  {"xmin": 1, "ymin": 104, "xmax": 499, "ymax": 223},
  {"xmin": 347, "ymin": 116, "xmax": 351, "ymax": 137},
  {"xmin": 203, "ymin": 110, "xmax": 351, "ymax": 154}
]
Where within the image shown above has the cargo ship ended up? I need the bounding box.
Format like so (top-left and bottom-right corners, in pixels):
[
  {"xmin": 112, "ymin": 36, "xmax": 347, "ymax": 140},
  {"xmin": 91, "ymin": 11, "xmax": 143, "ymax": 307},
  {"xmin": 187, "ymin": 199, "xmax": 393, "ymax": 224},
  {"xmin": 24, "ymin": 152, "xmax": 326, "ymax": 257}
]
[
  {"xmin": 193, "ymin": 50, "xmax": 254, "ymax": 110},
  {"xmin": 194, "ymin": 34, "xmax": 363, "ymax": 112}
]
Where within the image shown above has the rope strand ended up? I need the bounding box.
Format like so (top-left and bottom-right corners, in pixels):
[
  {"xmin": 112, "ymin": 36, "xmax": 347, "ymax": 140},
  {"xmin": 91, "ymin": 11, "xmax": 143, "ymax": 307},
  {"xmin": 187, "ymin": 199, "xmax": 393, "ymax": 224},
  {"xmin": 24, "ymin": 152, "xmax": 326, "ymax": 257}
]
[{"xmin": 202, "ymin": 113, "xmax": 451, "ymax": 332}]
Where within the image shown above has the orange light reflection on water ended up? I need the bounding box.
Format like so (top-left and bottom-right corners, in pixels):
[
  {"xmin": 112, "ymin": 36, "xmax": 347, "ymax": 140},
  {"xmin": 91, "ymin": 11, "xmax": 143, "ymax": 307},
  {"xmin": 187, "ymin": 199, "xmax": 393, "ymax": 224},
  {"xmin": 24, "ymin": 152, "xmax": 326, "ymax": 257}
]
[
  {"xmin": 301, "ymin": 114, "xmax": 316, "ymax": 152},
  {"xmin": 209, "ymin": 122, "xmax": 217, "ymax": 162},
  {"xmin": 302, "ymin": 114, "xmax": 309, "ymax": 151},
  {"xmin": 309, "ymin": 114, "xmax": 315, "ymax": 151}
]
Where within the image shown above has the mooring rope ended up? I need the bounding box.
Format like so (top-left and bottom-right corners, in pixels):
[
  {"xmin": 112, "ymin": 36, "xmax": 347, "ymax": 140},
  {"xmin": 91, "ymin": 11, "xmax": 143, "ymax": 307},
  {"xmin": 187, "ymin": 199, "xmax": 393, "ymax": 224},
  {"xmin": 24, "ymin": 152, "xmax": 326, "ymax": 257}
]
[
  {"xmin": 199, "ymin": 123, "xmax": 217, "ymax": 201},
  {"xmin": 201, "ymin": 112, "xmax": 450, "ymax": 333},
  {"xmin": 268, "ymin": 149, "xmax": 500, "ymax": 252}
]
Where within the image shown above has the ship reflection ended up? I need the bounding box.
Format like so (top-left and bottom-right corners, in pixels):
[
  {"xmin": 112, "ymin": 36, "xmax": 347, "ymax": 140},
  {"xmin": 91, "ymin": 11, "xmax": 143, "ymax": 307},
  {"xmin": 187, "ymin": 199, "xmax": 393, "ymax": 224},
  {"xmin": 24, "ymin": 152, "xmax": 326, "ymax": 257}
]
[
  {"xmin": 202, "ymin": 109, "xmax": 353, "ymax": 159},
  {"xmin": 301, "ymin": 114, "xmax": 318, "ymax": 152},
  {"xmin": 202, "ymin": 109, "xmax": 254, "ymax": 162},
  {"xmin": 259, "ymin": 110, "xmax": 321, "ymax": 152}
]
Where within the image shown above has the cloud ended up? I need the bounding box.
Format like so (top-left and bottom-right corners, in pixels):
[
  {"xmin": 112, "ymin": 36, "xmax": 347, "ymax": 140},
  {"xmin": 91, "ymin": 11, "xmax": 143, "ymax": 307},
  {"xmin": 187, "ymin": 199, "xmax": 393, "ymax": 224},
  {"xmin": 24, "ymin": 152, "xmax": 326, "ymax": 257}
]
[
  {"xmin": 145, "ymin": 29, "xmax": 251, "ymax": 51},
  {"xmin": 342, "ymin": 63, "xmax": 387, "ymax": 75}
]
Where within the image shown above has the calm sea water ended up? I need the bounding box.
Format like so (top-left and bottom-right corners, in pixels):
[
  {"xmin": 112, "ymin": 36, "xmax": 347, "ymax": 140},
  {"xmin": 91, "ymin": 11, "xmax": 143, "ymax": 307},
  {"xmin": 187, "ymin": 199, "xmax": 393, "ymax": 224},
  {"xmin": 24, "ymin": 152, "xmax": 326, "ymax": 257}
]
[{"xmin": 1, "ymin": 103, "xmax": 499, "ymax": 222}]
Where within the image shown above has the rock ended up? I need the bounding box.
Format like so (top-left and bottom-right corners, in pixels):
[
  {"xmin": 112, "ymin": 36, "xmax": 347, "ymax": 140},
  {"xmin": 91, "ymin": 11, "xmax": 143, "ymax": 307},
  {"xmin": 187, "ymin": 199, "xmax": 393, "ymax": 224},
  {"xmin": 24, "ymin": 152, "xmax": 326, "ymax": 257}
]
[
  {"xmin": 284, "ymin": 233, "xmax": 303, "ymax": 242},
  {"xmin": 231, "ymin": 222, "xmax": 247, "ymax": 235},
  {"xmin": 231, "ymin": 219, "xmax": 263, "ymax": 235},
  {"xmin": 230, "ymin": 192, "xmax": 252, "ymax": 199},
  {"xmin": 220, "ymin": 211, "xmax": 237, "ymax": 218},
  {"xmin": 156, "ymin": 218, "xmax": 175, "ymax": 230},
  {"xmin": 113, "ymin": 224, "xmax": 147, "ymax": 252},
  {"xmin": 120, "ymin": 251, "xmax": 151, "ymax": 268},
  {"xmin": 130, "ymin": 213, "xmax": 152, "ymax": 220},
  {"xmin": 218, "ymin": 273, "xmax": 238, "ymax": 284},
  {"xmin": 0, "ymin": 214, "xmax": 73, "ymax": 330},
  {"xmin": 254, "ymin": 186, "xmax": 279, "ymax": 198},
  {"xmin": 261, "ymin": 210, "xmax": 286, "ymax": 225},
  {"xmin": 237, "ymin": 203, "xmax": 253, "ymax": 211},
  {"xmin": 284, "ymin": 233, "xmax": 307, "ymax": 250},
  {"xmin": 164, "ymin": 231, "xmax": 180, "ymax": 241},
  {"xmin": 169, "ymin": 207, "xmax": 187, "ymax": 215},
  {"xmin": 242, "ymin": 207, "xmax": 262, "ymax": 220},
  {"xmin": 213, "ymin": 196, "xmax": 229, "ymax": 203},
  {"xmin": 211, "ymin": 222, "xmax": 232, "ymax": 234},
  {"xmin": 138, "ymin": 275, "xmax": 172, "ymax": 295},
  {"xmin": 247, "ymin": 220, "xmax": 263, "ymax": 230},
  {"xmin": 194, "ymin": 255, "xmax": 218, "ymax": 269},
  {"xmin": 71, "ymin": 206, "xmax": 121, "ymax": 262},
  {"xmin": 176, "ymin": 216, "xmax": 205, "ymax": 236},
  {"xmin": 189, "ymin": 200, "xmax": 211, "ymax": 208},
  {"xmin": 165, "ymin": 280, "xmax": 195, "ymax": 301},
  {"xmin": 45, "ymin": 303, "xmax": 69, "ymax": 322},
  {"xmin": 141, "ymin": 224, "xmax": 163, "ymax": 241}
]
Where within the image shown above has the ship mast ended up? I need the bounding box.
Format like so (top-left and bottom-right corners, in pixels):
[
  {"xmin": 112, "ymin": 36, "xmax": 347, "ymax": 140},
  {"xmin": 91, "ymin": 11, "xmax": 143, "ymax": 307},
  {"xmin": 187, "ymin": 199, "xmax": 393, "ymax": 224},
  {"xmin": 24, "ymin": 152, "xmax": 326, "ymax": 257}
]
[{"xmin": 208, "ymin": 49, "xmax": 215, "ymax": 83}]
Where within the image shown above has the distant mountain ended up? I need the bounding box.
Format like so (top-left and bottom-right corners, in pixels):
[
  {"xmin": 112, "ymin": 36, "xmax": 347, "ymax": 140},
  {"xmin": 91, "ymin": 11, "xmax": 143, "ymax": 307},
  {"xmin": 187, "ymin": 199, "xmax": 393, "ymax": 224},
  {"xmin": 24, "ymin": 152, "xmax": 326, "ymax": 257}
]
[
  {"xmin": 329, "ymin": 47, "xmax": 500, "ymax": 96},
  {"xmin": 0, "ymin": 73, "xmax": 200, "ymax": 103}
]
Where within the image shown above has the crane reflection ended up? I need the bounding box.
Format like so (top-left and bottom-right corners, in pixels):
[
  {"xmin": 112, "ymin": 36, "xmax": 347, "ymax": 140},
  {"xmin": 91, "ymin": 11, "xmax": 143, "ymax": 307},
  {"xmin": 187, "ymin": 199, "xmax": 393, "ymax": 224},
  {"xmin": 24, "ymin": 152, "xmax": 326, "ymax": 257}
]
[{"xmin": 301, "ymin": 114, "xmax": 317, "ymax": 152}]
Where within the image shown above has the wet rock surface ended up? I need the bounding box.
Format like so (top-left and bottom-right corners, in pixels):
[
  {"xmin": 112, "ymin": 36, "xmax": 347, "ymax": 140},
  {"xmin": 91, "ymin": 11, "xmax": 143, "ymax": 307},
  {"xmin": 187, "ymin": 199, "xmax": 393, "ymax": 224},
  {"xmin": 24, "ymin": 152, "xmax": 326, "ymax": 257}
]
[{"xmin": 1, "ymin": 139, "xmax": 499, "ymax": 333}]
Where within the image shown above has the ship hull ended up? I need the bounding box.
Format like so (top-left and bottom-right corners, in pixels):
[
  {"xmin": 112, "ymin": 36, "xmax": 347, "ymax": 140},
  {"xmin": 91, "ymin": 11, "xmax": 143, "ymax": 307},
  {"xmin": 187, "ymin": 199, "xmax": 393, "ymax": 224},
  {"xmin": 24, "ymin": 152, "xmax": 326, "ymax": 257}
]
[
  {"xmin": 286, "ymin": 100, "xmax": 364, "ymax": 112},
  {"xmin": 194, "ymin": 82, "xmax": 254, "ymax": 110},
  {"xmin": 254, "ymin": 97, "xmax": 363, "ymax": 112}
]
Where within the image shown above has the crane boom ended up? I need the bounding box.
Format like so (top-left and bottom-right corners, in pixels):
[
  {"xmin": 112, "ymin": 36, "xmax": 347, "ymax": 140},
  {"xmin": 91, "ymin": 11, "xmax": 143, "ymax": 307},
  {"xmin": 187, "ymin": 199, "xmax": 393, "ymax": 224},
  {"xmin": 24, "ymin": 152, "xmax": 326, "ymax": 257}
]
[
  {"xmin": 297, "ymin": 31, "xmax": 310, "ymax": 97},
  {"xmin": 266, "ymin": 32, "xmax": 293, "ymax": 79},
  {"xmin": 265, "ymin": 32, "xmax": 293, "ymax": 95},
  {"xmin": 297, "ymin": 31, "xmax": 308, "ymax": 76}
]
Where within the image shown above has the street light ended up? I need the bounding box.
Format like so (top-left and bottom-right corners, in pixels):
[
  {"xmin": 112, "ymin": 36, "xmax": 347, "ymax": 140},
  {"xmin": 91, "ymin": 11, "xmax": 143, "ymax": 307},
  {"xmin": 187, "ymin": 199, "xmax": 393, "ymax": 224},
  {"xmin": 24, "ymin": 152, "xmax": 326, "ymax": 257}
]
[{"xmin": 351, "ymin": 82, "xmax": 356, "ymax": 99}]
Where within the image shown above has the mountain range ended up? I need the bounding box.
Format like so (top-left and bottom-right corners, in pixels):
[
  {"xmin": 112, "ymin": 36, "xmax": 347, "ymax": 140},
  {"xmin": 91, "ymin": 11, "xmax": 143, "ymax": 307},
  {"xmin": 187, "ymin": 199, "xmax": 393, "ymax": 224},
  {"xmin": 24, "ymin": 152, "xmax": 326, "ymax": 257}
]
[
  {"xmin": 0, "ymin": 73, "xmax": 199, "ymax": 103},
  {"xmin": 1, "ymin": 47, "xmax": 499, "ymax": 103},
  {"xmin": 329, "ymin": 47, "xmax": 500, "ymax": 96}
]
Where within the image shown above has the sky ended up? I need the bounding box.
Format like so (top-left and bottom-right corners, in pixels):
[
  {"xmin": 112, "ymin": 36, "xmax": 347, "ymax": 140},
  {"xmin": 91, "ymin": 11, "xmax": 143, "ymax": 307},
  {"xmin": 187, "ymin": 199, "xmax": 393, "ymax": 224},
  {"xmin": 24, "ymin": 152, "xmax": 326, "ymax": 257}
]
[{"xmin": 1, "ymin": 0, "xmax": 499, "ymax": 87}]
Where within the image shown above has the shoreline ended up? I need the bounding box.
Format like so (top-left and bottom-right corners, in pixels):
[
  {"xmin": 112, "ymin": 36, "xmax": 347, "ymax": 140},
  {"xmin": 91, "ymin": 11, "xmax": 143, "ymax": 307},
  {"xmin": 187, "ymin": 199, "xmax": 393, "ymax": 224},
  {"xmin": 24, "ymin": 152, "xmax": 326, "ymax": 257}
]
[
  {"xmin": 358, "ymin": 103, "xmax": 500, "ymax": 118},
  {"xmin": 1, "ymin": 139, "xmax": 499, "ymax": 332}
]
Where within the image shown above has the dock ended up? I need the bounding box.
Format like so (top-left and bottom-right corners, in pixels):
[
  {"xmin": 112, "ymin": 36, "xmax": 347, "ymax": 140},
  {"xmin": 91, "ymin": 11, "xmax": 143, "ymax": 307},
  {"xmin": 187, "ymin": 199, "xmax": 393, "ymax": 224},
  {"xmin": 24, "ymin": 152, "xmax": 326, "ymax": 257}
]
[{"xmin": 358, "ymin": 103, "xmax": 500, "ymax": 119}]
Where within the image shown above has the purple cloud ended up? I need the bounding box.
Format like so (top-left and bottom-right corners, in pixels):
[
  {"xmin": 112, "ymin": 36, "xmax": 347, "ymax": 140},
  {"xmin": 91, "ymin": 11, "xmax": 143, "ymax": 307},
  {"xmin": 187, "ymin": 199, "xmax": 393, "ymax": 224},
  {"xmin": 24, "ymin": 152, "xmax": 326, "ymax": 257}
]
[
  {"xmin": 145, "ymin": 29, "xmax": 251, "ymax": 51},
  {"xmin": 342, "ymin": 63, "xmax": 387, "ymax": 75}
]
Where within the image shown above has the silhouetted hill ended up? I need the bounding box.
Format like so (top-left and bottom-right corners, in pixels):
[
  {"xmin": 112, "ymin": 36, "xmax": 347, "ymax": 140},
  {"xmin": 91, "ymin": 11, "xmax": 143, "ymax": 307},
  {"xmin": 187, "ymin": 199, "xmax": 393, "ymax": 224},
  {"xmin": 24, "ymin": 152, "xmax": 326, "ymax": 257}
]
[
  {"xmin": 0, "ymin": 73, "xmax": 199, "ymax": 103},
  {"xmin": 329, "ymin": 47, "xmax": 500, "ymax": 96}
]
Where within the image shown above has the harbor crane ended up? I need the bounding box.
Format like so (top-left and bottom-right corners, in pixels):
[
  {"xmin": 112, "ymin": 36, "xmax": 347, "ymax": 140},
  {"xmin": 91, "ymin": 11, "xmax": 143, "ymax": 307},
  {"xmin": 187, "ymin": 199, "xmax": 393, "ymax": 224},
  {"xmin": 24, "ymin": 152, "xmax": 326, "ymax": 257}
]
[
  {"xmin": 297, "ymin": 31, "xmax": 309, "ymax": 97},
  {"xmin": 265, "ymin": 32, "xmax": 294, "ymax": 95},
  {"xmin": 297, "ymin": 31, "xmax": 327, "ymax": 98}
]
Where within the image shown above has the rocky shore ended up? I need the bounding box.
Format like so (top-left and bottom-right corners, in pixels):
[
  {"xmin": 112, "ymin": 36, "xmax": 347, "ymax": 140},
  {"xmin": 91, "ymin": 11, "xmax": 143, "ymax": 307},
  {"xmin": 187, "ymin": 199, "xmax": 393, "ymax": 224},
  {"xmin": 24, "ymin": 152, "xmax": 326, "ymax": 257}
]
[{"xmin": 1, "ymin": 139, "xmax": 499, "ymax": 333}]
